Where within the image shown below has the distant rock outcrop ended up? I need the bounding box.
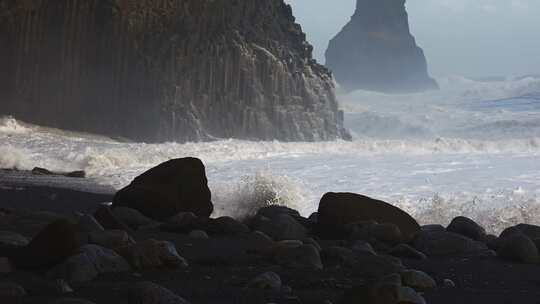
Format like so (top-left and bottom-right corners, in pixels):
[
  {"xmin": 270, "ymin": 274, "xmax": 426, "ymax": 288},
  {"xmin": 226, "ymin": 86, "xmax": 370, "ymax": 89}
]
[
  {"xmin": 0, "ymin": 0, "xmax": 349, "ymax": 142},
  {"xmin": 325, "ymin": 0, "xmax": 438, "ymax": 93}
]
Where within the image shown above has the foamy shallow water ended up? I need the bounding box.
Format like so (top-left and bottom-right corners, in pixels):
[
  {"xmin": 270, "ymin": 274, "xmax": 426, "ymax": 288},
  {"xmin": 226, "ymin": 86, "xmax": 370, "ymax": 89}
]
[{"xmin": 1, "ymin": 76, "xmax": 539, "ymax": 233}]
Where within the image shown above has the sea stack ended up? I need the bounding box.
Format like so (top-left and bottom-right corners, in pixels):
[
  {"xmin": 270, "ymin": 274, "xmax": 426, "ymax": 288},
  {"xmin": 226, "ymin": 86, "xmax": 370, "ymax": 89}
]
[
  {"xmin": 0, "ymin": 0, "xmax": 349, "ymax": 142},
  {"xmin": 325, "ymin": 0, "xmax": 438, "ymax": 93}
]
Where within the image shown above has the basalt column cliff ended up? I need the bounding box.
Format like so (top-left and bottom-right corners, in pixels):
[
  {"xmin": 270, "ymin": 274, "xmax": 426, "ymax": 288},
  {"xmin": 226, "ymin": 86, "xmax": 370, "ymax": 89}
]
[
  {"xmin": 326, "ymin": 0, "xmax": 438, "ymax": 93},
  {"xmin": 0, "ymin": 0, "xmax": 349, "ymax": 142}
]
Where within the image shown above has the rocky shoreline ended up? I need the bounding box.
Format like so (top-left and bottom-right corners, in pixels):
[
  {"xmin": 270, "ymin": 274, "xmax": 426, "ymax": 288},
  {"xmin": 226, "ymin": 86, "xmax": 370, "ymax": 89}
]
[{"xmin": 1, "ymin": 158, "xmax": 540, "ymax": 304}]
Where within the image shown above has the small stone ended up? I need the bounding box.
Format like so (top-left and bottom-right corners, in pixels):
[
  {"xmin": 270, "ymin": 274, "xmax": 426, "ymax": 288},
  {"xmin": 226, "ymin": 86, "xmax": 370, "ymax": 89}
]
[
  {"xmin": 251, "ymin": 214, "xmax": 307, "ymax": 241},
  {"xmin": 78, "ymin": 214, "xmax": 105, "ymax": 233},
  {"xmin": 116, "ymin": 239, "xmax": 188, "ymax": 269},
  {"xmin": 89, "ymin": 230, "xmax": 133, "ymax": 249},
  {"xmin": 447, "ymin": 216, "xmax": 486, "ymax": 241},
  {"xmin": 205, "ymin": 216, "xmax": 250, "ymax": 235},
  {"xmin": 398, "ymin": 286, "xmax": 426, "ymax": 304},
  {"xmin": 161, "ymin": 212, "xmax": 198, "ymax": 233},
  {"xmin": 112, "ymin": 207, "xmax": 155, "ymax": 229},
  {"xmin": 322, "ymin": 246, "xmax": 357, "ymax": 267},
  {"xmin": 129, "ymin": 281, "xmax": 190, "ymax": 304},
  {"xmin": 188, "ymin": 230, "xmax": 209, "ymax": 239},
  {"xmin": 303, "ymin": 238, "xmax": 322, "ymax": 251},
  {"xmin": 55, "ymin": 279, "xmax": 74, "ymax": 294},
  {"xmin": 0, "ymin": 231, "xmax": 29, "ymax": 248},
  {"xmin": 94, "ymin": 206, "xmax": 131, "ymax": 231},
  {"xmin": 248, "ymin": 271, "xmax": 282, "ymax": 291},
  {"xmin": 48, "ymin": 244, "xmax": 130, "ymax": 282},
  {"xmin": 497, "ymin": 234, "xmax": 539, "ymax": 264},
  {"xmin": 413, "ymin": 231, "xmax": 488, "ymax": 257},
  {"xmin": 389, "ymin": 244, "xmax": 426, "ymax": 260},
  {"xmin": 64, "ymin": 171, "xmax": 86, "ymax": 178},
  {"xmin": 400, "ymin": 270, "xmax": 437, "ymax": 291},
  {"xmin": 272, "ymin": 243, "xmax": 323, "ymax": 270},
  {"xmin": 350, "ymin": 240, "xmax": 377, "ymax": 256},
  {"xmin": 443, "ymin": 279, "xmax": 456, "ymax": 288},
  {"xmin": 0, "ymin": 281, "xmax": 27, "ymax": 297},
  {"xmin": 32, "ymin": 167, "xmax": 54, "ymax": 175}
]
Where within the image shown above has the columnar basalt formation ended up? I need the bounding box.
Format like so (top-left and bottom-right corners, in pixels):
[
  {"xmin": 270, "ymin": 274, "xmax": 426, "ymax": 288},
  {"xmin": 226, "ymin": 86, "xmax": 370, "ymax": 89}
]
[
  {"xmin": 0, "ymin": 0, "xmax": 349, "ymax": 142},
  {"xmin": 325, "ymin": 0, "xmax": 438, "ymax": 94}
]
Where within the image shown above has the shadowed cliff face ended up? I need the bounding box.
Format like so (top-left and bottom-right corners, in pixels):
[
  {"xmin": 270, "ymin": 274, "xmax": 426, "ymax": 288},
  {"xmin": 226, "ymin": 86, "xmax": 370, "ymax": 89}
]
[
  {"xmin": 0, "ymin": 0, "xmax": 349, "ymax": 142},
  {"xmin": 325, "ymin": 0, "xmax": 438, "ymax": 94}
]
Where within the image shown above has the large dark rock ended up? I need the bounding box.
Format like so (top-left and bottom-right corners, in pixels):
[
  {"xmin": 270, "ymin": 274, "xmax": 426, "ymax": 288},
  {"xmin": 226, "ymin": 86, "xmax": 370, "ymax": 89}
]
[
  {"xmin": 317, "ymin": 192, "xmax": 420, "ymax": 241},
  {"xmin": 325, "ymin": 0, "xmax": 438, "ymax": 93},
  {"xmin": 447, "ymin": 216, "xmax": 487, "ymax": 242},
  {"xmin": 113, "ymin": 158, "xmax": 213, "ymax": 220},
  {"xmin": 0, "ymin": 0, "xmax": 349, "ymax": 142}
]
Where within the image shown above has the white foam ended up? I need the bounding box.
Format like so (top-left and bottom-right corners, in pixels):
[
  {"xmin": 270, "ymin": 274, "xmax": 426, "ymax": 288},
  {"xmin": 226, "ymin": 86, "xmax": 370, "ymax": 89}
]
[{"xmin": 0, "ymin": 76, "xmax": 539, "ymax": 234}]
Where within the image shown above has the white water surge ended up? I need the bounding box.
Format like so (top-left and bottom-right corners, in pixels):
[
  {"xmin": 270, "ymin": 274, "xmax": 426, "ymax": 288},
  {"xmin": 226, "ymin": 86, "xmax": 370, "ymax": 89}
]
[{"xmin": 1, "ymin": 75, "xmax": 540, "ymax": 233}]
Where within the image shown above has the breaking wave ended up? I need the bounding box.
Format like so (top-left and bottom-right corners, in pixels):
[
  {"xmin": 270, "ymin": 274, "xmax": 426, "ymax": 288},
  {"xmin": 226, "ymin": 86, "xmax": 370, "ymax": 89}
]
[{"xmin": 1, "ymin": 75, "xmax": 539, "ymax": 234}]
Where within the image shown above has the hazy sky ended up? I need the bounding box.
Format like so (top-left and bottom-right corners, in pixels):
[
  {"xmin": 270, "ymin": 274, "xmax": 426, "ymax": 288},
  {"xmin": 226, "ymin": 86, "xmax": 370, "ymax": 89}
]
[{"xmin": 285, "ymin": 0, "xmax": 540, "ymax": 77}]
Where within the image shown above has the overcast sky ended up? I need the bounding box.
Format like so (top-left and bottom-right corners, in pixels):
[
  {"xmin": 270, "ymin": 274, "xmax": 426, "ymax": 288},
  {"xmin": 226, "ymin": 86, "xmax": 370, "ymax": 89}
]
[{"xmin": 285, "ymin": 0, "xmax": 540, "ymax": 77}]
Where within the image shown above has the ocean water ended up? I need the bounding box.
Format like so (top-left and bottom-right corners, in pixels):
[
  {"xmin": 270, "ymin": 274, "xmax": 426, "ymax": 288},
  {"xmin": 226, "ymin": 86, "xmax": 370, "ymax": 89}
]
[{"xmin": 1, "ymin": 75, "xmax": 539, "ymax": 233}]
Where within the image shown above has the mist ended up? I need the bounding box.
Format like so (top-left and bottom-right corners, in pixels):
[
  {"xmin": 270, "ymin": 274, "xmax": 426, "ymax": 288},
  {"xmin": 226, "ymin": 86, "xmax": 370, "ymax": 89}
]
[{"xmin": 286, "ymin": 0, "xmax": 540, "ymax": 78}]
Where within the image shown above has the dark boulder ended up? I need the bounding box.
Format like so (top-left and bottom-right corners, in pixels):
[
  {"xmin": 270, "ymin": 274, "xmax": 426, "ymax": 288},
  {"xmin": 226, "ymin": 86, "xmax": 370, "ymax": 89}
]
[
  {"xmin": 413, "ymin": 231, "xmax": 488, "ymax": 257},
  {"xmin": 12, "ymin": 219, "xmax": 80, "ymax": 269},
  {"xmin": 94, "ymin": 206, "xmax": 132, "ymax": 232},
  {"xmin": 317, "ymin": 192, "xmax": 420, "ymax": 241},
  {"xmin": 497, "ymin": 234, "xmax": 539, "ymax": 264},
  {"xmin": 446, "ymin": 216, "xmax": 487, "ymax": 241},
  {"xmin": 113, "ymin": 158, "xmax": 213, "ymax": 220},
  {"xmin": 204, "ymin": 217, "xmax": 250, "ymax": 236}
]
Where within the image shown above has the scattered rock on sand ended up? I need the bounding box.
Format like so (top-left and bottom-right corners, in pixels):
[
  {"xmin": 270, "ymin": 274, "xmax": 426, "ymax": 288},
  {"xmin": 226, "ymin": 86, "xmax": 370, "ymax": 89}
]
[
  {"xmin": 341, "ymin": 273, "xmax": 401, "ymax": 304},
  {"xmin": 350, "ymin": 240, "xmax": 377, "ymax": 256},
  {"xmin": 497, "ymin": 234, "xmax": 539, "ymax": 264},
  {"xmin": 388, "ymin": 244, "xmax": 426, "ymax": 260},
  {"xmin": 400, "ymin": 270, "xmax": 437, "ymax": 291},
  {"xmin": 204, "ymin": 216, "xmax": 250, "ymax": 235},
  {"xmin": 77, "ymin": 214, "xmax": 105, "ymax": 234},
  {"xmin": 271, "ymin": 242, "xmax": 323, "ymax": 270},
  {"xmin": 188, "ymin": 230, "xmax": 209, "ymax": 239},
  {"xmin": 399, "ymin": 286, "xmax": 427, "ymax": 304},
  {"xmin": 112, "ymin": 207, "xmax": 155, "ymax": 229},
  {"xmin": 94, "ymin": 206, "xmax": 132, "ymax": 232},
  {"xmin": 113, "ymin": 158, "xmax": 213, "ymax": 220},
  {"xmin": 0, "ymin": 230, "xmax": 29, "ymax": 248},
  {"xmin": 322, "ymin": 246, "xmax": 357, "ymax": 268},
  {"xmin": 317, "ymin": 192, "xmax": 420, "ymax": 241},
  {"xmin": 129, "ymin": 281, "xmax": 191, "ymax": 304},
  {"xmin": 161, "ymin": 212, "xmax": 199, "ymax": 233},
  {"xmin": 413, "ymin": 231, "xmax": 488, "ymax": 257},
  {"xmin": 251, "ymin": 214, "xmax": 307, "ymax": 241},
  {"xmin": 48, "ymin": 244, "xmax": 131, "ymax": 282},
  {"xmin": 248, "ymin": 271, "xmax": 282, "ymax": 291},
  {"xmin": 89, "ymin": 230, "xmax": 134, "ymax": 249},
  {"xmin": 116, "ymin": 239, "xmax": 188, "ymax": 269},
  {"xmin": 0, "ymin": 281, "xmax": 26, "ymax": 297},
  {"xmin": 447, "ymin": 216, "xmax": 487, "ymax": 241}
]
